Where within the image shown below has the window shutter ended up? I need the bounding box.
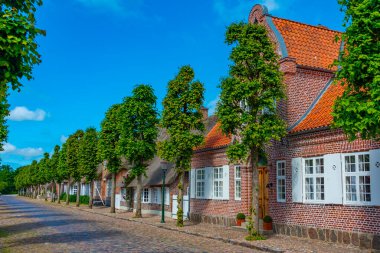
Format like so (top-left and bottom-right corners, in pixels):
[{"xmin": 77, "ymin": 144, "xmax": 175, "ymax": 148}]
[
  {"xmin": 157, "ymin": 188, "xmax": 161, "ymax": 204},
  {"xmin": 223, "ymin": 165, "xmax": 230, "ymax": 200},
  {"xmin": 291, "ymin": 157, "xmax": 303, "ymax": 203},
  {"xmin": 206, "ymin": 167, "xmax": 214, "ymax": 199},
  {"xmin": 165, "ymin": 187, "xmax": 170, "ymax": 205},
  {"xmin": 134, "ymin": 188, "xmax": 137, "ymax": 203},
  {"xmin": 190, "ymin": 169, "xmax": 196, "ymax": 198},
  {"xmin": 370, "ymin": 149, "xmax": 380, "ymax": 206},
  {"xmin": 324, "ymin": 153, "xmax": 343, "ymax": 204}
]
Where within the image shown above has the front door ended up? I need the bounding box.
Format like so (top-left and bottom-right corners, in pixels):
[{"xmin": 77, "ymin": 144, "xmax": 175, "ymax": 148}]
[{"xmin": 258, "ymin": 167, "xmax": 269, "ymax": 218}]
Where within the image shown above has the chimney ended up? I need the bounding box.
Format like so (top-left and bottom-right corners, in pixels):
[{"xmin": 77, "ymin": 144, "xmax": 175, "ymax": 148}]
[{"xmin": 200, "ymin": 106, "xmax": 208, "ymax": 121}]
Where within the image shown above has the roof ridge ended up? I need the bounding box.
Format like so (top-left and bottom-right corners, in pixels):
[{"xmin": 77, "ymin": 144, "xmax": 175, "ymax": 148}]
[{"xmin": 267, "ymin": 15, "xmax": 343, "ymax": 34}]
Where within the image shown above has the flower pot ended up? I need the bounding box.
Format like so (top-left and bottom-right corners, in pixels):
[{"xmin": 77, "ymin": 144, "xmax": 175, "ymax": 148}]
[
  {"xmin": 263, "ymin": 221, "xmax": 272, "ymax": 231},
  {"xmin": 236, "ymin": 218, "xmax": 245, "ymax": 226}
]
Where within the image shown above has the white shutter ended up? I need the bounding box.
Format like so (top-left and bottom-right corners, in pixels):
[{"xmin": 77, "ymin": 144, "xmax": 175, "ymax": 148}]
[
  {"xmin": 165, "ymin": 187, "xmax": 170, "ymax": 205},
  {"xmin": 223, "ymin": 165, "xmax": 230, "ymax": 200},
  {"xmin": 134, "ymin": 188, "xmax": 137, "ymax": 203},
  {"xmin": 157, "ymin": 188, "xmax": 161, "ymax": 204},
  {"xmin": 190, "ymin": 169, "xmax": 196, "ymax": 198},
  {"xmin": 206, "ymin": 167, "xmax": 214, "ymax": 199},
  {"xmin": 370, "ymin": 149, "xmax": 380, "ymax": 206},
  {"xmin": 291, "ymin": 157, "xmax": 303, "ymax": 203},
  {"xmin": 324, "ymin": 153, "xmax": 343, "ymax": 204}
]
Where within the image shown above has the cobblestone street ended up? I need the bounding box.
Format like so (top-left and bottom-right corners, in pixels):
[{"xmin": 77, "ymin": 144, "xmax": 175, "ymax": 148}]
[{"xmin": 0, "ymin": 195, "xmax": 256, "ymax": 253}]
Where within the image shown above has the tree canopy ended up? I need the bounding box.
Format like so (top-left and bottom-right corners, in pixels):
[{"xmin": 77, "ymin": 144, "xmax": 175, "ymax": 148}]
[
  {"xmin": 79, "ymin": 127, "xmax": 99, "ymax": 182},
  {"xmin": 332, "ymin": 0, "xmax": 380, "ymax": 140}
]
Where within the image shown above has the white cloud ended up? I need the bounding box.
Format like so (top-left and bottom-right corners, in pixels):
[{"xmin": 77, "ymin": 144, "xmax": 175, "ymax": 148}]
[
  {"xmin": 1, "ymin": 142, "xmax": 44, "ymax": 157},
  {"xmin": 213, "ymin": 0, "xmax": 280, "ymax": 24},
  {"xmin": 7, "ymin": 106, "xmax": 47, "ymax": 121},
  {"xmin": 60, "ymin": 135, "xmax": 68, "ymax": 143}
]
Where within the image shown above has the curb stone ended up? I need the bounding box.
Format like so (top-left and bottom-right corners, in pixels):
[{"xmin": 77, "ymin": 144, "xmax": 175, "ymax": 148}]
[{"xmin": 19, "ymin": 198, "xmax": 285, "ymax": 253}]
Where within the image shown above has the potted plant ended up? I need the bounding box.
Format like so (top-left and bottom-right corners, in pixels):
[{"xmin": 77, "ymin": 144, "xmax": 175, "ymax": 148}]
[
  {"xmin": 236, "ymin": 213, "xmax": 246, "ymax": 226},
  {"xmin": 263, "ymin": 215, "xmax": 273, "ymax": 230}
]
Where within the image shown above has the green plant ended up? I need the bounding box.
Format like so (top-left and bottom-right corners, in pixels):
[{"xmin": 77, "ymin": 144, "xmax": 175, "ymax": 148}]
[
  {"xmin": 263, "ymin": 215, "xmax": 272, "ymax": 223},
  {"xmin": 59, "ymin": 193, "xmax": 89, "ymax": 204},
  {"xmin": 236, "ymin": 213, "xmax": 246, "ymax": 220}
]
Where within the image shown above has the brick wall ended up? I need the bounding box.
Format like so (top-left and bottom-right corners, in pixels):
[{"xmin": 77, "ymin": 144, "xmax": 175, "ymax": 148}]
[
  {"xmin": 268, "ymin": 128, "xmax": 380, "ymax": 235},
  {"xmin": 190, "ymin": 147, "xmax": 252, "ymax": 225}
]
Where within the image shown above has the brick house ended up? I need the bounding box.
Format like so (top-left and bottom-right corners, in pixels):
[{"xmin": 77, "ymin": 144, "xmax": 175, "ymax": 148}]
[{"xmin": 189, "ymin": 4, "xmax": 380, "ymax": 249}]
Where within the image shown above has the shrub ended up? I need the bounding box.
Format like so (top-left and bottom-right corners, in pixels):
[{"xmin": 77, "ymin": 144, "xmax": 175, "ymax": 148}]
[
  {"xmin": 236, "ymin": 213, "xmax": 246, "ymax": 220},
  {"xmin": 59, "ymin": 193, "xmax": 89, "ymax": 204},
  {"xmin": 263, "ymin": 215, "xmax": 272, "ymax": 223}
]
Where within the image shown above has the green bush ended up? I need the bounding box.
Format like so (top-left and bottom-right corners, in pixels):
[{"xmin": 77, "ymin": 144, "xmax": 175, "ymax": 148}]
[
  {"xmin": 263, "ymin": 215, "xmax": 272, "ymax": 223},
  {"xmin": 59, "ymin": 193, "xmax": 89, "ymax": 204},
  {"xmin": 236, "ymin": 212, "xmax": 246, "ymax": 220}
]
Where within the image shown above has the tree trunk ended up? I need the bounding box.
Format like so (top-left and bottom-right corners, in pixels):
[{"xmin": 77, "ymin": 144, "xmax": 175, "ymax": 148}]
[
  {"xmin": 89, "ymin": 180, "xmax": 94, "ymax": 209},
  {"xmin": 76, "ymin": 182, "xmax": 81, "ymax": 207},
  {"xmin": 57, "ymin": 183, "xmax": 61, "ymax": 204},
  {"xmin": 44, "ymin": 184, "xmax": 48, "ymax": 201},
  {"xmin": 250, "ymin": 147, "xmax": 260, "ymax": 233},
  {"xmin": 110, "ymin": 173, "xmax": 116, "ymax": 213},
  {"xmin": 135, "ymin": 174, "xmax": 142, "ymax": 218},
  {"xmin": 66, "ymin": 180, "xmax": 70, "ymax": 205},
  {"xmin": 51, "ymin": 182, "xmax": 55, "ymax": 202},
  {"xmin": 177, "ymin": 170, "xmax": 184, "ymax": 227}
]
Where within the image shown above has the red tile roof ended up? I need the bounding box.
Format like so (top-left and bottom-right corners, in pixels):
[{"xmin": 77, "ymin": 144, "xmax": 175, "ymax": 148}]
[
  {"xmin": 271, "ymin": 17, "xmax": 342, "ymax": 70},
  {"xmin": 291, "ymin": 82, "xmax": 345, "ymax": 133},
  {"xmin": 196, "ymin": 122, "xmax": 231, "ymax": 150}
]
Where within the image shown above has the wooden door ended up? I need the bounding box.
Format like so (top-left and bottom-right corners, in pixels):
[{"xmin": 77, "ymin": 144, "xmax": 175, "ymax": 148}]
[{"xmin": 258, "ymin": 167, "xmax": 269, "ymax": 218}]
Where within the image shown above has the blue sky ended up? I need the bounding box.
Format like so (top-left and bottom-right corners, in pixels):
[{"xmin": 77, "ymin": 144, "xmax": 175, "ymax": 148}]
[{"xmin": 1, "ymin": 0, "xmax": 344, "ymax": 169}]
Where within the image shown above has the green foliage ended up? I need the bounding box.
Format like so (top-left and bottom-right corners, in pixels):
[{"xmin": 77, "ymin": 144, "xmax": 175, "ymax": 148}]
[
  {"xmin": 38, "ymin": 152, "xmax": 51, "ymax": 184},
  {"xmin": 0, "ymin": 0, "xmax": 45, "ymax": 150},
  {"xmin": 236, "ymin": 213, "xmax": 246, "ymax": 220},
  {"xmin": 263, "ymin": 215, "xmax": 272, "ymax": 223},
  {"xmin": 98, "ymin": 104, "xmax": 122, "ymax": 173},
  {"xmin": 216, "ymin": 22, "xmax": 286, "ymax": 164},
  {"xmin": 0, "ymin": 165, "xmax": 15, "ymax": 193},
  {"xmin": 49, "ymin": 145, "xmax": 60, "ymax": 183},
  {"xmin": 79, "ymin": 127, "xmax": 99, "ymax": 182},
  {"xmin": 118, "ymin": 85, "xmax": 158, "ymax": 178},
  {"xmin": 332, "ymin": 0, "xmax": 380, "ymax": 140},
  {"xmin": 57, "ymin": 143, "xmax": 68, "ymax": 183},
  {"xmin": 159, "ymin": 65, "xmax": 205, "ymax": 226},
  {"xmin": 59, "ymin": 193, "xmax": 89, "ymax": 204},
  {"xmin": 66, "ymin": 130, "xmax": 84, "ymax": 182},
  {"xmin": 159, "ymin": 66, "xmax": 205, "ymax": 170}
]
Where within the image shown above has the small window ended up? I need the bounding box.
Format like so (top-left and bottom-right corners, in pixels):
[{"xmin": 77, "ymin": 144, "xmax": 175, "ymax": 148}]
[
  {"xmin": 235, "ymin": 166, "xmax": 242, "ymax": 200},
  {"xmin": 276, "ymin": 161, "xmax": 286, "ymax": 202},
  {"xmin": 196, "ymin": 169, "xmax": 205, "ymax": 198},
  {"xmin": 142, "ymin": 188, "xmax": 149, "ymax": 203},
  {"xmin": 152, "ymin": 188, "xmax": 159, "ymax": 203},
  {"xmin": 343, "ymin": 153, "xmax": 371, "ymax": 204},
  {"xmin": 72, "ymin": 184, "xmax": 78, "ymax": 195},
  {"xmin": 304, "ymin": 158, "xmax": 324, "ymax": 202},
  {"xmin": 213, "ymin": 167, "xmax": 223, "ymax": 198}
]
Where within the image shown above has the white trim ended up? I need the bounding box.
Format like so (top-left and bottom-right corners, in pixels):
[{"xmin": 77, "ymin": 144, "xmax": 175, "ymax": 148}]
[
  {"xmin": 234, "ymin": 166, "xmax": 242, "ymax": 201},
  {"xmin": 276, "ymin": 161, "xmax": 286, "ymax": 202},
  {"xmin": 302, "ymin": 157, "xmax": 325, "ymax": 204},
  {"xmin": 142, "ymin": 188, "xmax": 150, "ymax": 203},
  {"xmin": 342, "ymin": 151, "xmax": 372, "ymax": 206},
  {"xmin": 212, "ymin": 167, "xmax": 224, "ymax": 200},
  {"xmin": 195, "ymin": 169, "xmax": 206, "ymax": 199}
]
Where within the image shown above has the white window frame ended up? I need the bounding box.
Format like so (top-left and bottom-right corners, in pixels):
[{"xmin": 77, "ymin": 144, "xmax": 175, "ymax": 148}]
[
  {"xmin": 106, "ymin": 180, "xmax": 112, "ymax": 197},
  {"xmin": 196, "ymin": 169, "xmax": 205, "ymax": 199},
  {"xmin": 276, "ymin": 161, "xmax": 286, "ymax": 202},
  {"xmin": 213, "ymin": 167, "xmax": 223, "ymax": 199},
  {"xmin": 234, "ymin": 166, "xmax": 242, "ymax": 200},
  {"xmin": 152, "ymin": 188, "xmax": 159, "ymax": 204},
  {"xmin": 72, "ymin": 184, "xmax": 78, "ymax": 195},
  {"xmin": 303, "ymin": 157, "xmax": 325, "ymax": 203},
  {"xmin": 342, "ymin": 152, "xmax": 371, "ymax": 205},
  {"xmin": 142, "ymin": 188, "xmax": 149, "ymax": 203}
]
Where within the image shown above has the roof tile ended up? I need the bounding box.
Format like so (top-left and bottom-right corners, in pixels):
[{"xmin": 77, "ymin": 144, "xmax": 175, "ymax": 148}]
[
  {"xmin": 196, "ymin": 122, "xmax": 231, "ymax": 150},
  {"xmin": 271, "ymin": 17, "xmax": 342, "ymax": 70}
]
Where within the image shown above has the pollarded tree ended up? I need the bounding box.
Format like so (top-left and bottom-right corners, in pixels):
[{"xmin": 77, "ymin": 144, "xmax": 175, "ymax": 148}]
[
  {"xmin": 0, "ymin": 0, "xmax": 45, "ymax": 150},
  {"xmin": 98, "ymin": 104, "xmax": 122, "ymax": 213},
  {"xmin": 57, "ymin": 143, "xmax": 68, "ymax": 204},
  {"xmin": 216, "ymin": 22, "xmax": 286, "ymax": 238},
  {"xmin": 79, "ymin": 127, "xmax": 100, "ymax": 209},
  {"xmin": 39, "ymin": 152, "xmax": 51, "ymax": 201},
  {"xmin": 66, "ymin": 130, "xmax": 84, "ymax": 206},
  {"xmin": 332, "ymin": 0, "xmax": 380, "ymax": 140},
  {"xmin": 49, "ymin": 145, "xmax": 60, "ymax": 202},
  {"xmin": 29, "ymin": 160, "xmax": 39, "ymax": 198},
  {"xmin": 118, "ymin": 85, "xmax": 159, "ymax": 218},
  {"xmin": 159, "ymin": 66, "xmax": 205, "ymax": 227}
]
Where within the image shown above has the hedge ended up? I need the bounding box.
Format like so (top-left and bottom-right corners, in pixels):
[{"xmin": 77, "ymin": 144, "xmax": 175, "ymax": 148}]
[{"xmin": 60, "ymin": 193, "xmax": 89, "ymax": 204}]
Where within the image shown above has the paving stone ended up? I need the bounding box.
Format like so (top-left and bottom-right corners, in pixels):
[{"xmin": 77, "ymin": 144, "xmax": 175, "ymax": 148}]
[
  {"xmin": 351, "ymin": 233, "xmax": 359, "ymax": 247},
  {"xmin": 373, "ymin": 235, "xmax": 380, "ymax": 250},
  {"xmin": 343, "ymin": 231, "xmax": 351, "ymax": 244},
  {"xmin": 330, "ymin": 230, "xmax": 337, "ymax": 243},
  {"xmin": 359, "ymin": 233, "xmax": 372, "ymax": 249},
  {"xmin": 318, "ymin": 228, "xmax": 326, "ymax": 241},
  {"xmin": 308, "ymin": 228, "xmax": 318, "ymax": 240}
]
